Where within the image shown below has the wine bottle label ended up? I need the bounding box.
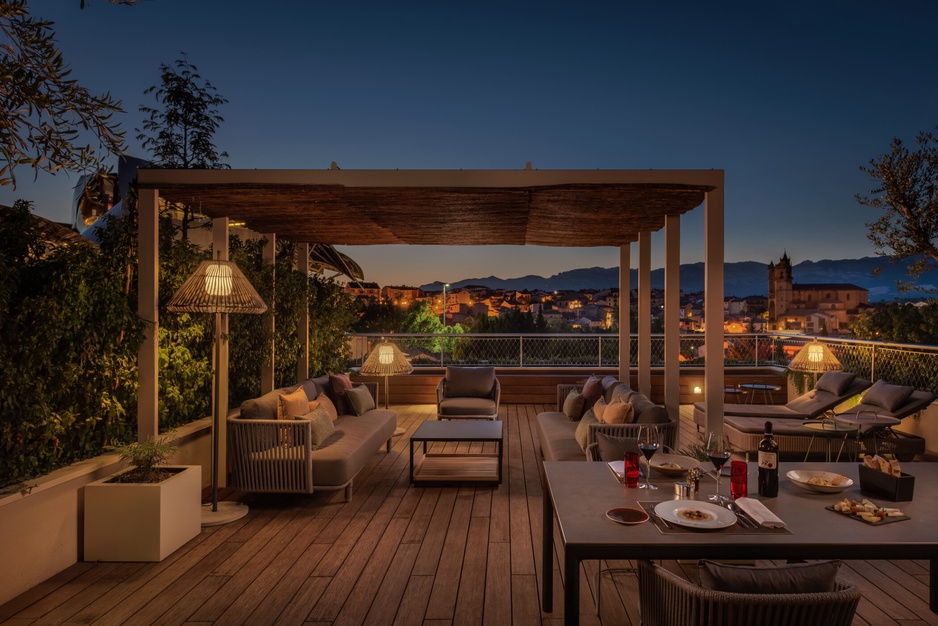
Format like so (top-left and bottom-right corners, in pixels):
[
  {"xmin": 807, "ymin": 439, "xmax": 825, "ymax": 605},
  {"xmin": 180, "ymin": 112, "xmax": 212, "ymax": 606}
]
[{"xmin": 758, "ymin": 451, "xmax": 777, "ymax": 470}]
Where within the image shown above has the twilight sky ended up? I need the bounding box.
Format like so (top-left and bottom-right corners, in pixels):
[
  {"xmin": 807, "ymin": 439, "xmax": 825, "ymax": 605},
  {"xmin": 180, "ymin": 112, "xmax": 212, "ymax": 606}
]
[{"xmin": 3, "ymin": 1, "xmax": 937, "ymax": 287}]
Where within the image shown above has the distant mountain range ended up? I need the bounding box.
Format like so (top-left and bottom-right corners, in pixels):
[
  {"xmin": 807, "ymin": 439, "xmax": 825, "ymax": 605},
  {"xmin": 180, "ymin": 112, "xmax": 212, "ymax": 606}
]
[{"xmin": 420, "ymin": 257, "xmax": 938, "ymax": 302}]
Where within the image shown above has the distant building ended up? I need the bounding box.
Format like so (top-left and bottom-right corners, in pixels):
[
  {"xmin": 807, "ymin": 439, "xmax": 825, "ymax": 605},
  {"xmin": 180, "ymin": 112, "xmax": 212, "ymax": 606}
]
[
  {"xmin": 381, "ymin": 285, "xmax": 422, "ymax": 307},
  {"xmin": 767, "ymin": 253, "xmax": 868, "ymax": 333},
  {"xmin": 345, "ymin": 281, "xmax": 381, "ymax": 302}
]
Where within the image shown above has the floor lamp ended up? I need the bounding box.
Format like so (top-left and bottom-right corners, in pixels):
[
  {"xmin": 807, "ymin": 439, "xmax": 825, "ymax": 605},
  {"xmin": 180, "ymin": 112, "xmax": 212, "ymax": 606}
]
[
  {"xmin": 787, "ymin": 339, "xmax": 842, "ymax": 387},
  {"xmin": 360, "ymin": 338, "xmax": 413, "ymax": 436},
  {"xmin": 167, "ymin": 252, "xmax": 267, "ymax": 526}
]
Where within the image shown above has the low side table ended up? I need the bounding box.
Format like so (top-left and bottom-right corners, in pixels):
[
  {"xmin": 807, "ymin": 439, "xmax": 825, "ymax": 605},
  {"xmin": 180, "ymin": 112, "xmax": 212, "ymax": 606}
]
[
  {"xmin": 801, "ymin": 419, "xmax": 856, "ymax": 462},
  {"xmin": 739, "ymin": 382, "xmax": 782, "ymax": 404},
  {"xmin": 409, "ymin": 420, "xmax": 503, "ymax": 486},
  {"xmin": 833, "ymin": 412, "xmax": 901, "ymax": 462}
]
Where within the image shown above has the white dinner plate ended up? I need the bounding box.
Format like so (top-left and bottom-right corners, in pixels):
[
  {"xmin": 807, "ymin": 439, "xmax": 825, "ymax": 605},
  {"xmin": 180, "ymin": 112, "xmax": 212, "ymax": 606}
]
[
  {"xmin": 786, "ymin": 470, "xmax": 854, "ymax": 494},
  {"xmin": 654, "ymin": 500, "xmax": 737, "ymax": 530},
  {"xmin": 648, "ymin": 453, "xmax": 701, "ymax": 477}
]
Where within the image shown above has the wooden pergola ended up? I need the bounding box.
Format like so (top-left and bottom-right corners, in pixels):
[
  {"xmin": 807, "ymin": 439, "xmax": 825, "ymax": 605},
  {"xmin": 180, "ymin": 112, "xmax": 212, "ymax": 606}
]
[{"xmin": 136, "ymin": 168, "xmax": 726, "ymax": 480}]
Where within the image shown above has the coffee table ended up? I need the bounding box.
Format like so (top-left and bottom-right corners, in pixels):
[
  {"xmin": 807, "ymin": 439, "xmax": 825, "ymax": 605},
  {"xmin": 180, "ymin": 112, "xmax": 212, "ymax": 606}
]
[{"xmin": 409, "ymin": 420, "xmax": 503, "ymax": 486}]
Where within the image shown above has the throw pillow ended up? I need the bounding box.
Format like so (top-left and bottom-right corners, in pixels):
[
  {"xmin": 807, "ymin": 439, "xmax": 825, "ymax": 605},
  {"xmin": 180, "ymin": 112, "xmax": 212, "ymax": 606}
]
[
  {"xmin": 593, "ymin": 396, "xmax": 608, "ymax": 423},
  {"xmin": 330, "ymin": 373, "xmax": 354, "ymax": 414},
  {"xmin": 574, "ymin": 410, "xmax": 599, "ymax": 451},
  {"xmin": 595, "ymin": 432, "xmax": 640, "ymax": 462},
  {"xmin": 581, "ymin": 375, "xmax": 603, "ymax": 408},
  {"xmin": 815, "ymin": 371, "xmax": 856, "ymax": 396},
  {"xmin": 862, "ymin": 379, "xmax": 914, "ymax": 413},
  {"xmin": 697, "ymin": 559, "xmax": 842, "ymax": 594},
  {"xmin": 563, "ymin": 389, "xmax": 587, "ymax": 421},
  {"xmin": 297, "ymin": 405, "xmax": 335, "ymax": 449},
  {"xmin": 346, "ymin": 384, "xmax": 376, "ymax": 416},
  {"xmin": 278, "ymin": 387, "xmax": 310, "ymax": 420},
  {"xmin": 603, "ymin": 397, "xmax": 635, "ymax": 424},
  {"xmin": 313, "ymin": 392, "xmax": 339, "ymax": 423}
]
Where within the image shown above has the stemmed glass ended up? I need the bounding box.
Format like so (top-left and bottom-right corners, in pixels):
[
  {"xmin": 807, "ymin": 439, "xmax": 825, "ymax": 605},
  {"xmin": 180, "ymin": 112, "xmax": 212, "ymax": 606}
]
[
  {"xmin": 706, "ymin": 432, "xmax": 731, "ymax": 503},
  {"xmin": 638, "ymin": 425, "xmax": 660, "ymax": 490}
]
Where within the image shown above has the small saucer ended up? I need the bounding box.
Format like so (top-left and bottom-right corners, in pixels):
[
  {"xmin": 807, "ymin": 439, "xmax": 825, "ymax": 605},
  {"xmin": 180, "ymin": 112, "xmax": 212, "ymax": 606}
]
[{"xmin": 605, "ymin": 507, "xmax": 650, "ymax": 525}]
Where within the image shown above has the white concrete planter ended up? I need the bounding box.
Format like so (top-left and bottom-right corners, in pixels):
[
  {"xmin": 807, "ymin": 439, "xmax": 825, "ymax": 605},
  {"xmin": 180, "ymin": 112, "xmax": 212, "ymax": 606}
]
[{"xmin": 83, "ymin": 465, "xmax": 201, "ymax": 562}]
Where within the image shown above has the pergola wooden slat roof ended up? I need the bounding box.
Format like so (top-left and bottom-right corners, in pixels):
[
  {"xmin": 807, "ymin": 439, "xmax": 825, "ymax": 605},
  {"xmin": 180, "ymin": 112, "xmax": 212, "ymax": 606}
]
[{"xmin": 137, "ymin": 169, "xmax": 715, "ymax": 246}]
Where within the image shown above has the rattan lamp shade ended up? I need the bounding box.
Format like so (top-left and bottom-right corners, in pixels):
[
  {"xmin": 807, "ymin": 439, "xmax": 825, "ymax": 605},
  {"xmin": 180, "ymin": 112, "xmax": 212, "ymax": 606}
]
[
  {"xmin": 360, "ymin": 341, "xmax": 414, "ymax": 377},
  {"xmin": 788, "ymin": 340, "xmax": 842, "ymax": 375},
  {"xmin": 166, "ymin": 259, "xmax": 268, "ymax": 314}
]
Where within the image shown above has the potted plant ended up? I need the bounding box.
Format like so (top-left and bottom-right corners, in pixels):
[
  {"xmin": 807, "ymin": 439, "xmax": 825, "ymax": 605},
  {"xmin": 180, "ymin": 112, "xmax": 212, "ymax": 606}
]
[{"xmin": 83, "ymin": 432, "xmax": 201, "ymax": 562}]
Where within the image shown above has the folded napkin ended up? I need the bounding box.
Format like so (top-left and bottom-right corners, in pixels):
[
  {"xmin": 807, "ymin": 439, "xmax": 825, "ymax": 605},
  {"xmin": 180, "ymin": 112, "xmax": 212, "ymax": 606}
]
[{"xmin": 736, "ymin": 497, "xmax": 787, "ymax": 529}]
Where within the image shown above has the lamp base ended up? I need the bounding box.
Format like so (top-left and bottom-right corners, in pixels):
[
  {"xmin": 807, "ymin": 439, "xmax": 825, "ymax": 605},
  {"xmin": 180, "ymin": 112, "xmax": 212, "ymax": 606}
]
[
  {"xmin": 201, "ymin": 501, "xmax": 249, "ymax": 527},
  {"xmin": 393, "ymin": 427, "xmax": 406, "ymax": 437}
]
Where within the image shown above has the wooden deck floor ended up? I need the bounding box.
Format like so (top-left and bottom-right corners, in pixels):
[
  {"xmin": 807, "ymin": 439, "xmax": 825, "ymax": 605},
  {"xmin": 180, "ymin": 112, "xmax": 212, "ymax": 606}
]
[{"xmin": 1, "ymin": 405, "xmax": 935, "ymax": 625}]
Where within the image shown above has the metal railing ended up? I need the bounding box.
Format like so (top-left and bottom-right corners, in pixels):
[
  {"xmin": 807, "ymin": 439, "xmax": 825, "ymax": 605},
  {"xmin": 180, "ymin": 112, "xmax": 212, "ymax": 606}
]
[{"xmin": 350, "ymin": 332, "xmax": 938, "ymax": 394}]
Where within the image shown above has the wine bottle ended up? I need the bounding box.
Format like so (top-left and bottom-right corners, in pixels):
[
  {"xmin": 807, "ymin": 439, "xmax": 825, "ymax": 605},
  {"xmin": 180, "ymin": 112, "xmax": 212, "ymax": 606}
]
[{"xmin": 758, "ymin": 421, "xmax": 779, "ymax": 497}]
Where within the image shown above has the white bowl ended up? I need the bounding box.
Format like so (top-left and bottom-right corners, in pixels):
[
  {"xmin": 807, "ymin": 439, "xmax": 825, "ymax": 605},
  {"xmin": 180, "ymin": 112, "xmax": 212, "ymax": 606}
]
[{"xmin": 786, "ymin": 469, "xmax": 854, "ymax": 494}]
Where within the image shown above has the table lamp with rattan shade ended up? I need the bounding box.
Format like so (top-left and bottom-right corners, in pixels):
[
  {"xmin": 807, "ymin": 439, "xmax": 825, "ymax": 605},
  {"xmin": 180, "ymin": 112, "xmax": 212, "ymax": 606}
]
[
  {"xmin": 167, "ymin": 253, "xmax": 267, "ymax": 526},
  {"xmin": 360, "ymin": 339, "xmax": 413, "ymax": 435},
  {"xmin": 787, "ymin": 339, "xmax": 842, "ymax": 386}
]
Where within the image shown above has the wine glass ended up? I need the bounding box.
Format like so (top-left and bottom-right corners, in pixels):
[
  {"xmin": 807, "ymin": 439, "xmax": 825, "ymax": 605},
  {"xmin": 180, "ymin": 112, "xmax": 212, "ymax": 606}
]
[
  {"xmin": 638, "ymin": 425, "xmax": 660, "ymax": 490},
  {"xmin": 706, "ymin": 432, "xmax": 731, "ymax": 503}
]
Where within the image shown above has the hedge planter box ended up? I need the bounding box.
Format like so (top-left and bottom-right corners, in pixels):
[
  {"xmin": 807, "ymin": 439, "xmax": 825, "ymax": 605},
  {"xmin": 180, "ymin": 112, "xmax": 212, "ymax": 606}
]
[{"xmin": 83, "ymin": 465, "xmax": 201, "ymax": 562}]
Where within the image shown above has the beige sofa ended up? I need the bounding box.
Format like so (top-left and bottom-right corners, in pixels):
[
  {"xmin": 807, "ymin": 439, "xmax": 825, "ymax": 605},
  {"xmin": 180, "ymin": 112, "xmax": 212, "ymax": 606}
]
[
  {"xmin": 536, "ymin": 376, "xmax": 677, "ymax": 461},
  {"xmin": 228, "ymin": 375, "xmax": 396, "ymax": 501}
]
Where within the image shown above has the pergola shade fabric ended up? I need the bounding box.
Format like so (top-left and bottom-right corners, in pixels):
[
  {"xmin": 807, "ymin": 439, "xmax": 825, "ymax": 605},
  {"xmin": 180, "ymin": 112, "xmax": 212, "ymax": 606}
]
[{"xmin": 138, "ymin": 169, "xmax": 714, "ymax": 246}]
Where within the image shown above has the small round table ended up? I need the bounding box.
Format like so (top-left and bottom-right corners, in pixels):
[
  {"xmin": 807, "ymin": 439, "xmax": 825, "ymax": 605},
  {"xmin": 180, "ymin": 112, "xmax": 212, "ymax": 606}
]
[
  {"xmin": 801, "ymin": 419, "xmax": 857, "ymax": 462},
  {"xmin": 832, "ymin": 412, "xmax": 901, "ymax": 462},
  {"xmin": 738, "ymin": 382, "xmax": 782, "ymax": 404}
]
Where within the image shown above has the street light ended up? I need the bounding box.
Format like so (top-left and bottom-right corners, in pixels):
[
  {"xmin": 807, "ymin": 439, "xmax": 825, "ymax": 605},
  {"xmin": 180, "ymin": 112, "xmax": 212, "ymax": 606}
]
[{"xmin": 442, "ymin": 283, "xmax": 450, "ymax": 326}]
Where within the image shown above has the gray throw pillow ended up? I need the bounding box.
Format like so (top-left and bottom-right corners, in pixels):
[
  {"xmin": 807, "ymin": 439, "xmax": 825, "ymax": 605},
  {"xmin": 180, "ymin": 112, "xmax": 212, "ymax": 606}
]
[
  {"xmin": 563, "ymin": 390, "xmax": 587, "ymax": 421},
  {"xmin": 595, "ymin": 432, "xmax": 640, "ymax": 462},
  {"xmin": 862, "ymin": 380, "xmax": 914, "ymax": 413},
  {"xmin": 345, "ymin": 384, "xmax": 376, "ymax": 416},
  {"xmin": 815, "ymin": 371, "xmax": 856, "ymax": 396},
  {"xmin": 298, "ymin": 405, "xmax": 335, "ymax": 449},
  {"xmin": 697, "ymin": 559, "xmax": 842, "ymax": 594},
  {"xmin": 574, "ymin": 410, "xmax": 598, "ymax": 451}
]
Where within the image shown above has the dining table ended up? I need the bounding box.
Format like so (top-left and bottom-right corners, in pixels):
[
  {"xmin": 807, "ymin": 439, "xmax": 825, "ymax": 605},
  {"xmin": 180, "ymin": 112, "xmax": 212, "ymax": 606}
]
[{"xmin": 541, "ymin": 460, "xmax": 938, "ymax": 626}]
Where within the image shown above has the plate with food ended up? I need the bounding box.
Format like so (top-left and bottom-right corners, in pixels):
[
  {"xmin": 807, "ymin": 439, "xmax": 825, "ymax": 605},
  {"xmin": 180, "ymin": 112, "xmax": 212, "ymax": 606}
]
[
  {"xmin": 606, "ymin": 507, "xmax": 650, "ymax": 525},
  {"xmin": 648, "ymin": 453, "xmax": 701, "ymax": 477},
  {"xmin": 654, "ymin": 500, "xmax": 737, "ymax": 530},
  {"xmin": 786, "ymin": 470, "xmax": 853, "ymax": 494}
]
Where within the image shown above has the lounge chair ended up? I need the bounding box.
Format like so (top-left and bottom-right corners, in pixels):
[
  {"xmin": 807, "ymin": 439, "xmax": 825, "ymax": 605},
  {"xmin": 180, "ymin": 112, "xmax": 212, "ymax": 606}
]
[
  {"xmin": 693, "ymin": 371, "xmax": 872, "ymax": 431},
  {"xmin": 436, "ymin": 366, "xmax": 500, "ymax": 420}
]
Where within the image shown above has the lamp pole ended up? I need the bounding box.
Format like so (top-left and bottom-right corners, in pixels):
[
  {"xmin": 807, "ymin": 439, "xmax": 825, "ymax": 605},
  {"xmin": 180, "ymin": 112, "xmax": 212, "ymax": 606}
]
[{"xmin": 442, "ymin": 283, "xmax": 449, "ymax": 327}]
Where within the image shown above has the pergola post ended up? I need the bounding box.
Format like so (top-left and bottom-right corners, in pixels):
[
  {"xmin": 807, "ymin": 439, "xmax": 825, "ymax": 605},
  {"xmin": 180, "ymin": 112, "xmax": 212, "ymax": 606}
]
[
  {"xmin": 297, "ymin": 242, "xmax": 310, "ymax": 381},
  {"xmin": 212, "ymin": 218, "xmax": 230, "ymax": 487},
  {"xmin": 664, "ymin": 214, "xmax": 680, "ymax": 421},
  {"xmin": 261, "ymin": 233, "xmax": 276, "ymax": 394},
  {"xmin": 618, "ymin": 244, "xmax": 631, "ymax": 381},
  {"xmin": 137, "ymin": 189, "xmax": 159, "ymax": 442},
  {"xmin": 704, "ymin": 179, "xmax": 725, "ymax": 434},
  {"xmin": 638, "ymin": 231, "xmax": 652, "ymax": 397}
]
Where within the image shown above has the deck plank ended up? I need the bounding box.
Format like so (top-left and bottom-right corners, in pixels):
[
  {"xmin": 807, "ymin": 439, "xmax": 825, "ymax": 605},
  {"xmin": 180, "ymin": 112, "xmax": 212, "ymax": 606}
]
[{"xmin": 0, "ymin": 403, "xmax": 930, "ymax": 626}]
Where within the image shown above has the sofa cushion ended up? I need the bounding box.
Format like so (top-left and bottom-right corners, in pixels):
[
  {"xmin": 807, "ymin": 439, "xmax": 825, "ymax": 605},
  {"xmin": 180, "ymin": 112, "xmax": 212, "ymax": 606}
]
[
  {"xmin": 574, "ymin": 410, "xmax": 599, "ymax": 451},
  {"xmin": 603, "ymin": 397, "xmax": 635, "ymax": 424},
  {"xmin": 605, "ymin": 382, "xmax": 634, "ymax": 404},
  {"xmin": 815, "ymin": 371, "xmax": 856, "ymax": 396},
  {"xmin": 310, "ymin": 409, "xmax": 396, "ymax": 485},
  {"xmin": 536, "ymin": 412, "xmax": 584, "ymax": 461},
  {"xmin": 697, "ymin": 559, "xmax": 842, "ymax": 594},
  {"xmin": 581, "ymin": 375, "xmax": 603, "ymax": 407},
  {"xmin": 299, "ymin": 405, "xmax": 336, "ymax": 449},
  {"xmin": 563, "ymin": 389, "xmax": 587, "ymax": 420},
  {"xmin": 346, "ymin": 384, "xmax": 376, "ymax": 416},
  {"xmin": 596, "ymin": 432, "xmax": 640, "ymax": 462},
  {"xmin": 439, "ymin": 397, "xmax": 497, "ymax": 417},
  {"xmin": 445, "ymin": 366, "xmax": 495, "ymax": 397},
  {"xmin": 862, "ymin": 380, "xmax": 914, "ymax": 413},
  {"xmin": 278, "ymin": 387, "xmax": 310, "ymax": 420}
]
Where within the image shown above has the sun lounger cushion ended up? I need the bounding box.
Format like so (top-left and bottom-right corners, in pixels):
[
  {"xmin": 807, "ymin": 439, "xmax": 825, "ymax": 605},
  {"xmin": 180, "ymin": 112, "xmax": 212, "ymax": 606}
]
[
  {"xmin": 861, "ymin": 380, "xmax": 914, "ymax": 413},
  {"xmin": 815, "ymin": 371, "xmax": 856, "ymax": 395}
]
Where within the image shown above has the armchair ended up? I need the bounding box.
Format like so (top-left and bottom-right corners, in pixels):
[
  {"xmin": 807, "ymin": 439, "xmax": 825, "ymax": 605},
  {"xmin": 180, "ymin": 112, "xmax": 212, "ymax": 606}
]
[{"xmin": 436, "ymin": 366, "xmax": 500, "ymax": 420}]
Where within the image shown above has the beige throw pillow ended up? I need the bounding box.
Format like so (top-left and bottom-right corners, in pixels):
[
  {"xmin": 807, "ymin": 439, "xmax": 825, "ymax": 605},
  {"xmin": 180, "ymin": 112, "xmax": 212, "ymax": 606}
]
[
  {"xmin": 310, "ymin": 392, "xmax": 339, "ymax": 423},
  {"xmin": 278, "ymin": 387, "xmax": 310, "ymax": 420},
  {"xmin": 603, "ymin": 396, "xmax": 635, "ymax": 424},
  {"xmin": 593, "ymin": 396, "xmax": 608, "ymax": 423}
]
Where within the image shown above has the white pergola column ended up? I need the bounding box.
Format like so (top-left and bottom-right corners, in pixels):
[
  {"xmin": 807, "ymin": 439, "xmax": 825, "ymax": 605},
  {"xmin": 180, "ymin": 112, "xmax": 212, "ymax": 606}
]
[
  {"xmin": 704, "ymin": 180, "xmax": 726, "ymax": 434},
  {"xmin": 664, "ymin": 215, "xmax": 681, "ymax": 422},
  {"xmin": 618, "ymin": 244, "xmax": 631, "ymax": 382},
  {"xmin": 638, "ymin": 231, "xmax": 652, "ymax": 396},
  {"xmin": 212, "ymin": 219, "xmax": 230, "ymax": 487},
  {"xmin": 137, "ymin": 189, "xmax": 159, "ymax": 442},
  {"xmin": 261, "ymin": 234, "xmax": 276, "ymax": 394},
  {"xmin": 297, "ymin": 242, "xmax": 310, "ymax": 381}
]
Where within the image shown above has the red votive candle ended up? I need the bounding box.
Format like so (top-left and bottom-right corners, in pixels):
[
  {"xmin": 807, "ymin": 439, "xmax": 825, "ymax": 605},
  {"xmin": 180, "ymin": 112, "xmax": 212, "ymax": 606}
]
[
  {"xmin": 625, "ymin": 451, "xmax": 641, "ymax": 489},
  {"xmin": 730, "ymin": 460, "xmax": 748, "ymax": 499}
]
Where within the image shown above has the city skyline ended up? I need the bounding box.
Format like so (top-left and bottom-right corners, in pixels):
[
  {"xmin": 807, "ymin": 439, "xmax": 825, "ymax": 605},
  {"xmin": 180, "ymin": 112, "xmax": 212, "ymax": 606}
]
[{"xmin": 1, "ymin": 2, "xmax": 936, "ymax": 287}]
